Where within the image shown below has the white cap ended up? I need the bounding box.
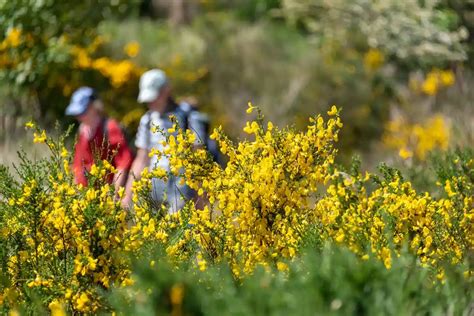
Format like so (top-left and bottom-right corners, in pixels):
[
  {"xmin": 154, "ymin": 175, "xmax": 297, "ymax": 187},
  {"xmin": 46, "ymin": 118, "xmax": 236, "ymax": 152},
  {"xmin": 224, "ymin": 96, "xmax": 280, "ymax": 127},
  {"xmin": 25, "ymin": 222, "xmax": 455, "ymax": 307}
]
[{"xmin": 137, "ymin": 69, "xmax": 168, "ymax": 103}]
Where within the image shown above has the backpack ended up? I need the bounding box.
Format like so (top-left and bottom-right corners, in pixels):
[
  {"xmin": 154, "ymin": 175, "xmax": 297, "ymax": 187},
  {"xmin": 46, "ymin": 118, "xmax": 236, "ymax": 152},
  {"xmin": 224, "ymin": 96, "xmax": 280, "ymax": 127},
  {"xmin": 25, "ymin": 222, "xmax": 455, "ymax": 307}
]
[{"xmin": 141, "ymin": 103, "xmax": 223, "ymax": 166}]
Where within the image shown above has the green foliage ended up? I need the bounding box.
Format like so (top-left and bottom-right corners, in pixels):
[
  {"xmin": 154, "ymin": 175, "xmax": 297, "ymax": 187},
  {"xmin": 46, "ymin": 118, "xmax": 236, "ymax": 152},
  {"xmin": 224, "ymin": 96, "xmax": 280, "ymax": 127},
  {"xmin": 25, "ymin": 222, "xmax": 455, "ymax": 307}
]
[
  {"xmin": 104, "ymin": 14, "xmax": 391, "ymax": 156},
  {"xmin": 399, "ymin": 147, "xmax": 474, "ymax": 197},
  {"xmin": 1, "ymin": 0, "xmax": 472, "ymax": 166},
  {"xmin": 204, "ymin": 0, "xmax": 281, "ymax": 20},
  {"xmin": 279, "ymin": 0, "xmax": 468, "ymax": 67},
  {"xmin": 432, "ymin": 147, "xmax": 474, "ymax": 184},
  {"xmin": 233, "ymin": 0, "xmax": 282, "ymax": 21},
  {"xmin": 109, "ymin": 246, "xmax": 473, "ymax": 315},
  {"xmin": 0, "ymin": 0, "xmax": 140, "ymax": 120},
  {"xmin": 0, "ymin": 125, "xmax": 151, "ymax": 314}
]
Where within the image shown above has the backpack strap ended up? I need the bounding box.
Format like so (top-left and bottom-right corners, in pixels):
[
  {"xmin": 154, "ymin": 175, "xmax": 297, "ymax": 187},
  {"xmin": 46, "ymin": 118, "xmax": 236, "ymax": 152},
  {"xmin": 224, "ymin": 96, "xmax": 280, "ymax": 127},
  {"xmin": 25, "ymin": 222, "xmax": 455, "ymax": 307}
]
[
  {"xmin": 174, "ymin": 103, "xmax": 190, "ymax": 130},
  {"xmin": 145, "ymin": 111, "xmax": 152, "ymax": 149}
]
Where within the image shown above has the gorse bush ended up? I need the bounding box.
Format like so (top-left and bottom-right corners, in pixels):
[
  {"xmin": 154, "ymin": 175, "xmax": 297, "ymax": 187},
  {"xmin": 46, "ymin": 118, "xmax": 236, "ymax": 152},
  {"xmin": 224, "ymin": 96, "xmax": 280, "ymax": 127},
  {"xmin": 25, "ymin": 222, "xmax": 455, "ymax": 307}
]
[
  {"xmin": 152, "ymin": 104, "xmax": 472, "ymax": 277},
  {"xmin": 0, "ymin": 123, "xmax": 164, "ymax": 313},
  {"xmin": 315, "ymin": 161, "xmax": 473, "ymax": 275},
  {"xmin": 153, "ymin": 104, "xmax": 342, "ymax": 276},
  {"xmin": 383, "ymin": 113, "xmax": 450, "ymax": 161},
  {"xmin": 0, "ymin": 107, "xmax": 472, "ymax": 314}
]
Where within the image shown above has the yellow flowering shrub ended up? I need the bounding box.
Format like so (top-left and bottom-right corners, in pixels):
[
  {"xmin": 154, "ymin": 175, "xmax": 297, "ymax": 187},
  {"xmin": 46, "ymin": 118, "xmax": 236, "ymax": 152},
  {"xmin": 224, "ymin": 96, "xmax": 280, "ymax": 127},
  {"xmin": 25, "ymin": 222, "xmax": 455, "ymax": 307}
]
[
  {"xmin": 70, "ymin": 39, "xmax": 144, "ymax": 89},
  {"xmin": 147, "ymin": 105, "xmax": 342, "ymax": 276},
  {"xmin": 383, "ymin": 114, "xmax": 450, "ymax": 161},
  {"xmin": 314, "ymin": 162, "xmax": 472, "ymax": 274},
  {"xmin": 142, "ymin": 104, "xmax": 470, "ymax": 278},
  {"xmin": 409, "ymin": 69, "xmax": 456, "ymax": 96},
  {"xmin": 0, "ymin": 124, "xmax": 164, "ymax": 313},
  {"xmin": 0, "ymin": 27, "xmax": 35, "ymax": 69},
  {"xmin": 0, "ymin": 106, "xmax": 471, "ymax": 314}
]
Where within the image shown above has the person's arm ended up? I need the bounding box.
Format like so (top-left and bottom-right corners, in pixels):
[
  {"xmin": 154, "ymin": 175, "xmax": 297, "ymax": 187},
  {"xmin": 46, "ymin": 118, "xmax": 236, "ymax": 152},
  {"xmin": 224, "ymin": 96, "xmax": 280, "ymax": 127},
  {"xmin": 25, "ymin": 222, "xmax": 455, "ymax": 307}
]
[
  {"xmin": 113, "ymin": 169, "xmax": 128, "ymax": 192},
  {"xmin": 121, "ymin": 148, "xmax": 149, "ymax": 208},
  {"xmin": 121, "ymin": 113, "xmax": 150, "ymax": 208}
]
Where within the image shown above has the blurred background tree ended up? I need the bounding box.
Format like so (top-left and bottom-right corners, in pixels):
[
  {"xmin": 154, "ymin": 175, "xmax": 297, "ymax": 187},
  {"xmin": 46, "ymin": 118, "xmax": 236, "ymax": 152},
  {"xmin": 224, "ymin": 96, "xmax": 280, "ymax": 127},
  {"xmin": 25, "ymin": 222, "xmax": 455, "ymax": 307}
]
[
  {"xmin": 0, "ymin": 0, "xmax": 139, "ymax": 121},
  {"xmin": 1, "ymin": 0, "xmax": 473, "ymax": 168},
  {"xmin": 279, "ymin": 0, "xmax": 468, "ymax": 66}
]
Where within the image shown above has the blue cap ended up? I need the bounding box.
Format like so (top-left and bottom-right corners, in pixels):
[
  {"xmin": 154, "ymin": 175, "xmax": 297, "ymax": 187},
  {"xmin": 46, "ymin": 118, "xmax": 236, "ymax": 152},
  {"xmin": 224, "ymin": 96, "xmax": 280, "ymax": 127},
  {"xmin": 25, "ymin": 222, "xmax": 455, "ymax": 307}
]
[{"xmin": 65, "ymin": 87, "xmax": 97, "ymax": 116}]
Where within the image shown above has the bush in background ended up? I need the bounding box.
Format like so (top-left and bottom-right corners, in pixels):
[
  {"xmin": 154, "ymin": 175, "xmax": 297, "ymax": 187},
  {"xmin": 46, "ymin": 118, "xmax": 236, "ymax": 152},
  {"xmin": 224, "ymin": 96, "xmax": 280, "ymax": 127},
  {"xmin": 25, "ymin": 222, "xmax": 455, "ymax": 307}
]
[{"xmin": 1, "ymin": 1, "xmax": 473, "ymax": 165}]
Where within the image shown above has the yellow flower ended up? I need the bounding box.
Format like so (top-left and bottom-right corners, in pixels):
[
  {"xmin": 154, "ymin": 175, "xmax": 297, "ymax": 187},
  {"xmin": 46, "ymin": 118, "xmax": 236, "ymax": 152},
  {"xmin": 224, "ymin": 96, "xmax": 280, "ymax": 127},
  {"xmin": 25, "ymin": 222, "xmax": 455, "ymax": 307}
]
[
  {"xmin": 243, "ymin": 121, "xmax": 259, "ymax": 134},
  {"xmin": 364, "ymin": 48, "xmax": 384, "ymax": 71},
  {"xmin": 168, "ymin": 125, "xmax": 177, "ymax": 133},
  {"xmin": 276, "ymin": 261, "xmax": 289, "ymax": 271},
  {"xmin": 399, "ymin": 147, "xmax": 413, "ymax": 160},
  {"xmin": 8, "ymin": 309, "xmax": 20, "ymax": 316},
  {"xmin": 421, "ymin": 75, "xmax": 438, "ymax": 96},
  {"xmin": 327, "ymin": 105, "xmax": 338, "ymax": 116},
  {"xmin": 384, "ymin": 114, "xmax": 450, "ymax": 161},
  {"xmin": 124, "ymin": 41, "xmax": 140, "ymax": 58},
  {"xmin": 6, "ymin": 28, "xmax": 22, "ymax": 47},
  {"xmin": 109, "ymin": 60, "xmax": 135, "ymax": 87},
  {"xmin": 49, "ymin": 300, "xmax": 66, "ymax": 316},
  {"xmin": 64, "ymin": 289, "xmax": 73, "ymax": 299},
  {"xmin": 335, "ymin": 231, "xmax": 345, "ymax": 243},
  {"xmin": 76, "ymin": 292, "xmax": 89, "ymax": 311},
  {"xmin": 33, "ymin": 130, "xmax": 47, "ymax": 143},
  {"xmin": 25, "ymin": 121, "xmax": 35, "ymax": 129},
  {"xmin": 170, "ymin": 283, "xmax": 185, "ymax": 305},
  {"xmin": 92, "ymin": 57, "xmax": 112, "ymax": 74},
  {"xmin": 420, "ymin": 69, "xmax": 454, "ymax": 95},
  {"xmin": 89, "ymin": 164, "xmax": 99, "ymax": 176},
  {"xmin": 210, "ymin": 128, "xmax": 220, "ymax": 140},
  {"xmin": 246, "ymin": 101, "xmax": 255, "ymax": 114},
  {"xmin": 381, "ymin": 248, "xmax": 392, "ymax": 269},
  {"xmin": 76, "ymin": 49, "xmax": 91, "ymax": 68},
  {"xmin": 121, "ymin": 278, "xmax": 134, "ymax": 287},
  {"xmin": 60, "ymin": 147, "xmax": 69, "ymax": 158},
  {"xmin": 197, "ymin": 252, "xmax": 207, "ymax": 271},
  {"xmin": 4, "ymin": 100, "xmax": 469, "ymax": 310},
  {"xmin": 440, "ymin": 70, "xmax": 455, "ymax": 87}
]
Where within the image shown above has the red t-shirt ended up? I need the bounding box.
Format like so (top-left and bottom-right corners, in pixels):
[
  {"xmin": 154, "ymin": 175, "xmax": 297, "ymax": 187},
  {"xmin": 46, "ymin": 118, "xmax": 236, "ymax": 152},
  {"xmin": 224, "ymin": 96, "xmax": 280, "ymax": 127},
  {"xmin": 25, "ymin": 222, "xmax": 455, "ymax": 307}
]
[{"xmin": 72, "ymin": 118, "xmax": 133, "ymax": 186}]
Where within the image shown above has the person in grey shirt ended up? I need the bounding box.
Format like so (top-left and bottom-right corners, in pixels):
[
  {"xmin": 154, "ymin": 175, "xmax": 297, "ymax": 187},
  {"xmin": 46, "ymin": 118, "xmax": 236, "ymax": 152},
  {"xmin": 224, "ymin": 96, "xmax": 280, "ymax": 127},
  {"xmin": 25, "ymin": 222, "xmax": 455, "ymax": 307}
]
[{"xmin": 122, "ymin": 69, "xmax": 205, "ymax": 213}]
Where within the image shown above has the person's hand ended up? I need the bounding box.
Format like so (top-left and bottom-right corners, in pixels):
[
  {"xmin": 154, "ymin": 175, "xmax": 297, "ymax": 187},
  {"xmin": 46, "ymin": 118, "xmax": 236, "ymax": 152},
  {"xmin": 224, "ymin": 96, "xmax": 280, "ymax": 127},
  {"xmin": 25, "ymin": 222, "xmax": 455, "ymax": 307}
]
[{"xmin": 121, "ymin": 195, "xmax": 132, "ymax": 210}]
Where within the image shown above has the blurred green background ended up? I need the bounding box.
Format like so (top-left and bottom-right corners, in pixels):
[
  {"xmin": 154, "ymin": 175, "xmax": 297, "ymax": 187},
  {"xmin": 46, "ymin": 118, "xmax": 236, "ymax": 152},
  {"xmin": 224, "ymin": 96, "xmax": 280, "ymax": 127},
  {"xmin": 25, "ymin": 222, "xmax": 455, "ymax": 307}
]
[{"xmin": 1, "ymin": 0, "xmax": 473, "ymax": 169}]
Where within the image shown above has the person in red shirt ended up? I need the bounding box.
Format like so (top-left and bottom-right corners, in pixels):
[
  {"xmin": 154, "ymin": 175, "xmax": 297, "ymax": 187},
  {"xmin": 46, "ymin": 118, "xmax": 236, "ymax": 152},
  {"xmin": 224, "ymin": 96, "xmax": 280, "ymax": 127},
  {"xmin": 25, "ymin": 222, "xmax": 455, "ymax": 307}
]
[{"xmin": 65, "ymin": 87, "xmax": 133, "ymax": 190}]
